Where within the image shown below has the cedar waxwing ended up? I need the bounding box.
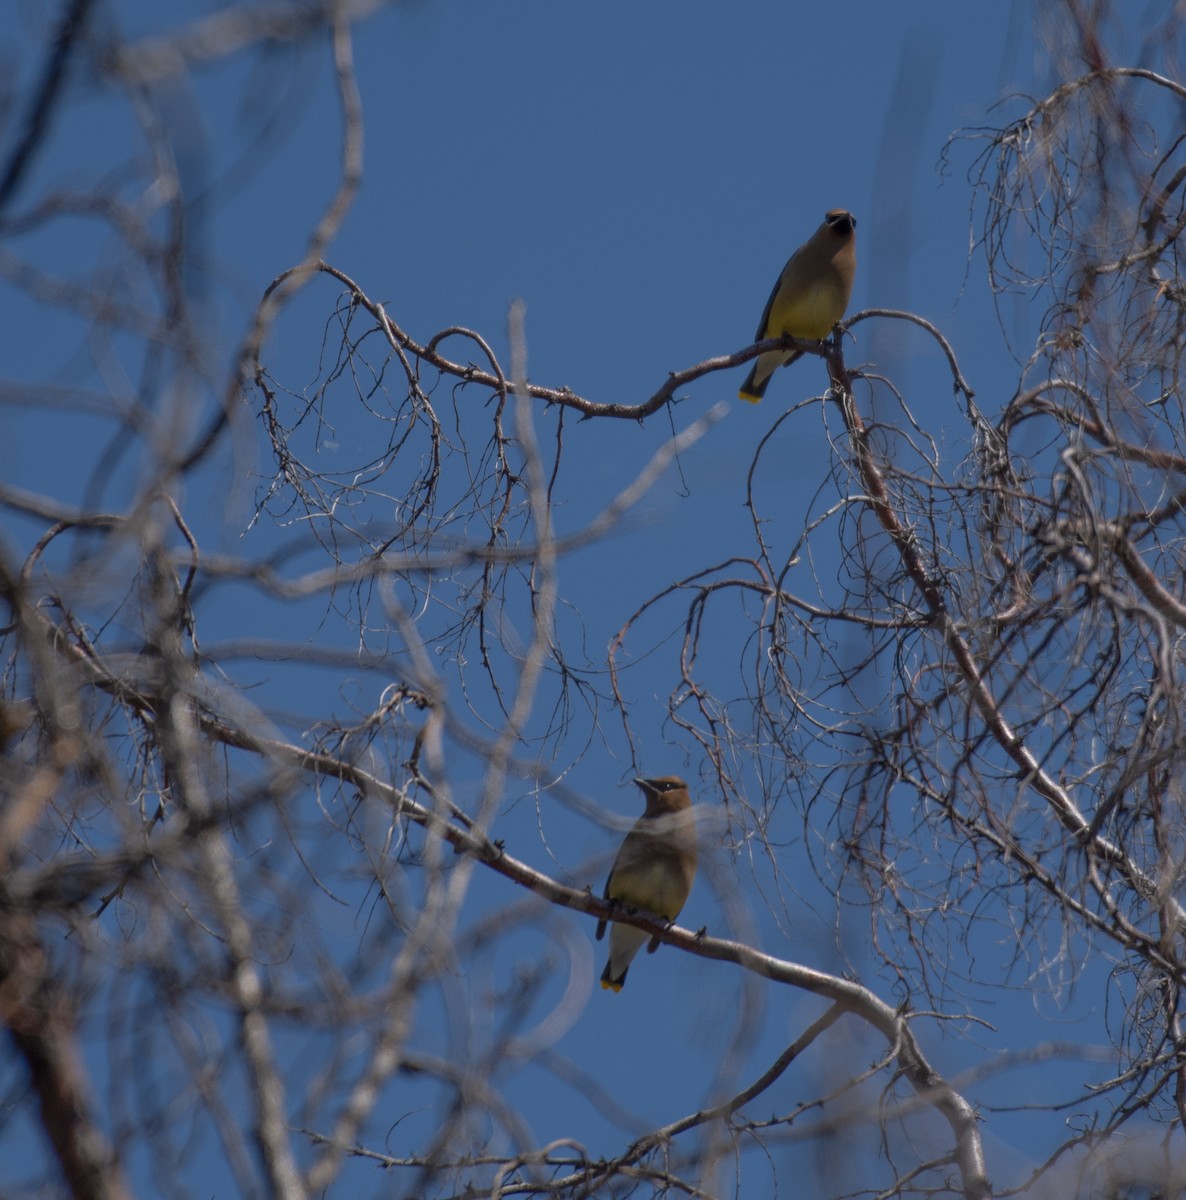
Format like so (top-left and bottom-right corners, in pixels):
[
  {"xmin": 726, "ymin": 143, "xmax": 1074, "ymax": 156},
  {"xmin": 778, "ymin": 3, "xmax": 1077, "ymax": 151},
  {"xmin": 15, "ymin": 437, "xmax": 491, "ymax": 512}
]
[
  {"xmin": 738, "ymin": 209, "xmax": 857, "ymax": 403},
  {"xmin": 596, "ymin": 776, "xmax": 697, "ymax": 992}
]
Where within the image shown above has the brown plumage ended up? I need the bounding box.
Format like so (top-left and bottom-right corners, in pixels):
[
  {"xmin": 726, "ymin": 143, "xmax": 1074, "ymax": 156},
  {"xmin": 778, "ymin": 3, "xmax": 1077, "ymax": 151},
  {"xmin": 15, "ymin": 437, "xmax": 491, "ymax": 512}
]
[
  {"xmin": 596, "ymin": 776, "xmax": 697, "ymax": 992},
  {"xmin": 739, "ymin": 208, "xmax": 857, "ymax": 403}
]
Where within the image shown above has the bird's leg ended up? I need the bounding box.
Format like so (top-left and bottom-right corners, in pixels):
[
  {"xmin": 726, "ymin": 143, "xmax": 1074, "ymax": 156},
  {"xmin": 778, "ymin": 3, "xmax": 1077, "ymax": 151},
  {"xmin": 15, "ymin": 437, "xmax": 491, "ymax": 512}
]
[{"xmin": 646, "ymin": 916, "xmax": 677, "ymax": 954}]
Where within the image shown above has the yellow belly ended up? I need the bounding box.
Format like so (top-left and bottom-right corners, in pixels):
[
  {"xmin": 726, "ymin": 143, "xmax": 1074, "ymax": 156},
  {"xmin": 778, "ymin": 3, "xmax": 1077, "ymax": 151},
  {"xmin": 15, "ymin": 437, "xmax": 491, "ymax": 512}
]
[
  {"xmin": 608, "ymin": 857, "xmax": 691, "ymax": 920},
  {"xmin": 767, "ymin": 277, "xmax": 847, "ymax": 340}
]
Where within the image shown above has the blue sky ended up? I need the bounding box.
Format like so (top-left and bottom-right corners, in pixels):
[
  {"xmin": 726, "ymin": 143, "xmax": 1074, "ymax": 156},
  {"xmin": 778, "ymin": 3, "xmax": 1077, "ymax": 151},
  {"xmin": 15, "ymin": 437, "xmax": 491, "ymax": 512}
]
[{"xmin": 4, "ymin": 0, "xmax": 1155, "ymax": 1195}]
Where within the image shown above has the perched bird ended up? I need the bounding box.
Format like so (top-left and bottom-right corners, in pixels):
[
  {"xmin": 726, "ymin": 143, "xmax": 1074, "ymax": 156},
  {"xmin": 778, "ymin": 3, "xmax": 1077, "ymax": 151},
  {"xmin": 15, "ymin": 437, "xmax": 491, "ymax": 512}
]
[
  {"xmin": 738, "ymin": 208, "xmax": 857, "ymax": 403},
  {"xmin": 596, "ymin": 776, "xmax": 697, "ymax": 992}
]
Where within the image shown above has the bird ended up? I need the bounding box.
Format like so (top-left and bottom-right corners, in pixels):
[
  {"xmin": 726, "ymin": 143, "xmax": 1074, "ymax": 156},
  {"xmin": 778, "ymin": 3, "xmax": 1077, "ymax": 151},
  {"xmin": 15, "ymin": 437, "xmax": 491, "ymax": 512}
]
[
  {"xmin": 596, "ymin": 776, "xmax": 698, "ymax": 992},
  {"xmin": 738, "ymin": 208, "xmax": 857, "ymax": 403}
]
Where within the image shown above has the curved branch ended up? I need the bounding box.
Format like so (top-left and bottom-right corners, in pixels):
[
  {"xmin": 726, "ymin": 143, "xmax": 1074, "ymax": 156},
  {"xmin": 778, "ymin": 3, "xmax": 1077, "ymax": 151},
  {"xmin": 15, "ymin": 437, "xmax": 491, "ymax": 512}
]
[
  {"xmin": 847, "ymin": 307, "xmax": 976, "ymax": 402},
  {"xmin": 6, "ymin": 592, "xmax": 991, "ymax": 1200},
  {"xmin": 826, "ymin": 342, "xmax": 1186, "ymax": 927},
  {"xmin": 272, "ymin": 262, "xmax": 836, "ymax": 421}
]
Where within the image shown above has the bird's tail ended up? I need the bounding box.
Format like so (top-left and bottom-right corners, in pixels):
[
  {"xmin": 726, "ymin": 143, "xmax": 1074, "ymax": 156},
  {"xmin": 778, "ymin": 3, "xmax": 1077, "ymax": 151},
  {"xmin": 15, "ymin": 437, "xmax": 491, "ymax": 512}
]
[
  {"xmin": 739, "ymin": 347, "xmax": 808, "ymax": 403},
  {"xmin": 600, "ymin": 962, "xmax": 626, "ymax": 992},
  {"xmin": 738, "ymin": 361, "xmax": 767, "ymax": 404}
]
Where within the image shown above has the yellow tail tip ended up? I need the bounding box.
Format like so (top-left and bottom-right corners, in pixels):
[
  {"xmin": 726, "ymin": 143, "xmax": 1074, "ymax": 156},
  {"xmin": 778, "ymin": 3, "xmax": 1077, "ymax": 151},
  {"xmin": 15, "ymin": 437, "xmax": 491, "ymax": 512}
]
[
  {"xmin": 600, "ymin": 978, "xmax": 624, "ymax": 993},
  {"xmin": 738, "ymin": 391, "xmax": 762, "ymax": 404}
]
